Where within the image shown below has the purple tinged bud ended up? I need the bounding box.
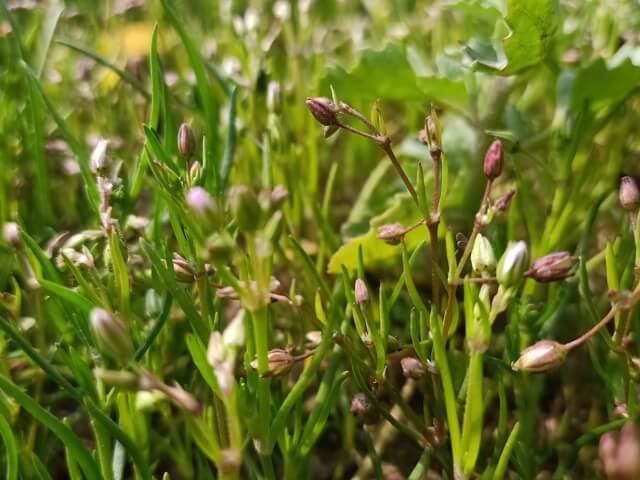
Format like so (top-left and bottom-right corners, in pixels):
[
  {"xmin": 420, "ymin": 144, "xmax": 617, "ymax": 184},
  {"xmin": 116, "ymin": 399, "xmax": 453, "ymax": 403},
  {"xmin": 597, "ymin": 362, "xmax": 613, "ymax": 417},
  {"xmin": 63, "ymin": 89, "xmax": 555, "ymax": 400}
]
[
  {"xmin": 354, "ymin": 278, "xmax": 369, "ymax": 305},
  {"xmin": 305, "ymin": 97, "xmax": 339, "ymax": 126},
  {"xmin": 599, "ymin": 422, "xmax": 640, "ymax": 480},
  {"xmin": 377, "ymin": 223, "xmax": 406, "ymax": 246},
  {"xmin": 512, "ymin": 340, "xmax": 567, "ymax": 373},
  {"xmin": 186, "ymin": 187, "xmax": 214, "ymax": 214},
  {"xmin": 172, "ymin": 253, "xmax": 196, "ymax": 283},
  {"xmin": 350, "ymin": 392, "xmax": 379, "ymax": 425},
  {"xmin": 525, "ymin": 251, "xmax": 578, "ymax": 283},
  {"xmin": 90, "ymin": 308, "xmax": 134, "ymax": 363},
  {"xmin": 178, "ymin": 123, "xmax": 196, "ymax": 160},
  {"xmin": 251, "ymin": 348, "xmax": 294, "ymax": 377},
  {"xmin": 494, "ymin": 190, "xmax": 516, "ymax": 214},
  {"xmin": 483, "ymin": 139, "xmax": 503, "ymax": 180},
  {"xmin": 620, "ymin": 176, "xmax": 640, "ymax": 212},
  {"xmin": 400, "ymin": 356, "xmax": 426, "ymax": 379}
]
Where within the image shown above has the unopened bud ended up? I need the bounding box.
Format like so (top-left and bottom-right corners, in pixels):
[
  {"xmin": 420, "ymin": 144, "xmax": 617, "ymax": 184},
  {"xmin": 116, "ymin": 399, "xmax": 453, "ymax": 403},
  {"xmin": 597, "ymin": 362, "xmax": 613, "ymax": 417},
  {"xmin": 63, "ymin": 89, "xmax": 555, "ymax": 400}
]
[
  {"xmin": 512, "ymin": 340, "xmax": 567, "ymax": 373},
  {"xmin": 350, "ymin": 392, "xmax": 379, "ymax": 425},
  {"xmin": 2, "ymin": 222, "xmax": 21, "ymax": 247},
  {"xmin": 599, "ymin": 422, "xmax": 640, "ymax": 480},
  {"xmin": 172, "ymin": 253, "xmax": 196, "ymax": 283},
  {"xmin": 305, "ymin": 331, "xmax": 322, "ymax": 348},
  {"xmin": 189, "ymin": 161, "xmax": 201, "ymax": 184},
  {"xmin": 90, "ymin": 139, "xmax": 109, "ymax": 173},
  {"xmin": 90, "ymin": 308, "xmax": 134, "ymax": 363},
  {"xmin": 251, "ymin": 348, "xmax": 294, "ymax": 377},
  {"xmin": 354, "ymin": 278, "xmax": 369, "ymax": 305},
  {"xmin": 483, "ymin": 139, "xmax": 503, "ymax": 180},
  {"xmin": 163, "ymin": 383, "xmax": 202, "ymax": 416},
  {"xmin": 178, "ymin": 123, "xmax": 196, "ymax": 160},
  {"xmin": 229, "ymin": 186, "xmax": 261, "ymax": 232},
  {"xmin": 496, "ymin": 241, "xmax": 529, "ymax": 288},
  {"xmin": 377, "ymin": 223, "xmax": 405, "ymax": 246},
  {"xmin": 470, "ymin": 234, "xmax": 496, "ymax": 274},
  {"xmin": 270, "ymin": 185, "xmax": 289, "ymax": 209},
  {"xmin": 400, "ymin": 356, "xmax": 426, "ymax": 379},
  {"xmin": 525, "ymin": 251, "xmax": 577, "ymax": 283},
  {"xmin": 494, "ymin": 190, "xmax": 516, "ymax": 214},
  {"xmin": 425, "ymin": 115, "xmax": 441, "ymax": 160},
  {"xmin": 619, "ymin": 176, "xmax": 640, "ymax": 212},
  {"xmin": 94, "ymin": 368, "xmax": 141, "ymax": 390},
  {"xmin": 186, "ymin": 187, "xmax": 222, "ymax": 232},
  {"xmin": 305, "ymin": 97, "xmax": 339, "ymax": 126}
]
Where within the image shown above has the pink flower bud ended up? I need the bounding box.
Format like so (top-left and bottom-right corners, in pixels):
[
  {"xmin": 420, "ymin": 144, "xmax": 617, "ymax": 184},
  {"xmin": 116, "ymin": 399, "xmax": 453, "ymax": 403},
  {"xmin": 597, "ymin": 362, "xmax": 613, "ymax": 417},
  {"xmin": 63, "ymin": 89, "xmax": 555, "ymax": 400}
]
[
  {"xmin": 90, "ymin": 308, "xmax": 134, "ymax": 363},
  {"xmin": 483, "ymin": 139, "xmax": 503, "ymax": 180},
  {"xmin": 525, "ymin": 251, "xmax": 578, "ymax": 283},
  {"xmin": 377, "ymin": 223, "xmax": 405, "ymax": 246},
  {"xmin": 305, "ymin": 97, "xmax": 338, "ymax": 126},
  {"xmin": 400, "ymin": 356, "xmax": 426, "ymax": 379},
  {"xmin": 178, "ymin": 123, "xmax": 196, "ymax": 160},
  {"xmin": 619, "ymin": 176, "xmax": 640, "ymax": 212},
  {"xmin": 512, "ymin": 340, "xmax": 567, "ymax": 373},
  {"xmin": 354, "ymin": 278, "xmax": 369, "ymax": 305}
]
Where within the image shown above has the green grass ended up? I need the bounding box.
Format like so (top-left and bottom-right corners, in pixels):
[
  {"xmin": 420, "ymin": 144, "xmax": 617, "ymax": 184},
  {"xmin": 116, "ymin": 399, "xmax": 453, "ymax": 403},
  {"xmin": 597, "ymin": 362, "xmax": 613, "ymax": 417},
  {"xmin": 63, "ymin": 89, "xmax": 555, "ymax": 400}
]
[{"xmin": 1, "ymin": 0, "xmax": 640, "ymax": 478}]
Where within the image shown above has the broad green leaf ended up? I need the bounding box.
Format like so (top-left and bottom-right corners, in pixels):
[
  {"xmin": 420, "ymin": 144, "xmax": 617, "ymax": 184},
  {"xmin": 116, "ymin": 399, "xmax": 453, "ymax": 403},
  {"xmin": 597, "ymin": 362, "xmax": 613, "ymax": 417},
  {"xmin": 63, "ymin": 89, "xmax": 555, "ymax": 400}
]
[
  {"xmin": 328, "ymin": 193, "xmax": 424, "ymax": 273},
  {"xmin": 467, "ymin": 0, "xmax": 559, "ymax": 75},
  {"xmin": 571, "ymin": 58, "xmax": 640, "ymax": 112},
  {"xmin": 321, "ymin": 44, "xmax": 467, "ymax": 104}
]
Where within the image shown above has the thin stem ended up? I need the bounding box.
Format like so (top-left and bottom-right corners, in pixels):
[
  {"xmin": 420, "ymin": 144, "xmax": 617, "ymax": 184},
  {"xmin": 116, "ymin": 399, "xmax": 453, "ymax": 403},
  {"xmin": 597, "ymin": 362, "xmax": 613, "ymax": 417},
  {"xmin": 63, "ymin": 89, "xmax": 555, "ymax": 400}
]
[
  {"xmin": 443, "ymin": 180, "xmax": 493, "ymax": 339},
  {"xmin": 336, "ymin": 121, "xmax": 380, "ymax": 142},
  {"xmin": 339, "ymin": 103, "xmax": 379, "ymax": 133},
  {"xmin": 564, "ymin": 307, "xmax": 618, "ymax": 350},
  {"xmin": 379, "ymin": 138, "xmax": 419, "ymax": 204}
]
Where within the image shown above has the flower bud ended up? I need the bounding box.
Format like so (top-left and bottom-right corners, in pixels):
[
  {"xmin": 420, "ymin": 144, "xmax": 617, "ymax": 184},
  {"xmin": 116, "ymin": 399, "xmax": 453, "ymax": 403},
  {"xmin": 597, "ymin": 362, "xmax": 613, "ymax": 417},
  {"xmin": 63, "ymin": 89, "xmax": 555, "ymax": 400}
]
[
  {"xmin": 305, "ymin": 97, "xmax": 338, "ymax": 126},
  {"xmin": 377, "ymin": 223, "xmax": 405, "ymax": 246},
  {"xmin": 94, "ymin": 368, "xmax": 141, "ymax": 390},
  {"xmin": 619, "ymin": 176, "xmax": 640, "ymax": 212},
  {"xmin": 525, "ymin": 251, "xmax": 577, "ymax": 283},
  {"xmin": 354, "ymin": 278, "xmax": 369, "ymax": 305},
  {"xmin": 494, "ymin": 189, "xmax": 516, "ymax": 215},
  {"xmin": 512, "ymin": 340, "xmax": 567, "ymax": 373},
  {"xmin": 251, "ymin": 348, "xmax": 294, "ymax": 377},
  {"xmin": 270, "ymin": 185, "xmax": 289, "ymax": 209},
  {"xmin": 90, "ymin": 308, "xmax": 134, "ymax": 363},
  {"xmin": 599, "ymin": 422, "xmax": 640, "ymax": 480},
  {"xmin": 163, "ymin": 383, "xmax": 202, "ymax": 416},
  {"xmin": 350, "ymin": 392, "xmax": 379, "ymax": 425},
  {"xmin": 2, "ymin": 222, "xmax": 20, "ymax": 248},
  {"xmin": 186, "ymin": 187, "xmax": 222, "ymax": 232},
  {"xmin": 424, "ymin": 115, "xmax": 441, "ymax": 160},
  {"xmin": 496, "ymin": 241, "xmax": 529, "ymax": 288},
  {"xmin": 189, "ymin": 161, "xmax": 201, "ymax": 184},
  {"xmin": 178, "ymin": 123, "xmax": 196, "ymax": 160},
  {"xmin": 90, "ymin": 139, "xmax": 109, "ymax": 173},
  {"xmin": 470, "ymin": 234, "xmax": 496, "ymax": 274},
  {"xmin": 400, "ymin": 356, "xmax": 426, "ymax": 379},
  {"xmin": 172, "ymin": 253, "xmax": 196, "ymax": 283},
  {"xmin": 483, "ymin": 139, "xmax": 503, "ymax": 180},
  {"xmin": 228, "ymin": 186, "xmax": 261, "ymax": 232}
]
